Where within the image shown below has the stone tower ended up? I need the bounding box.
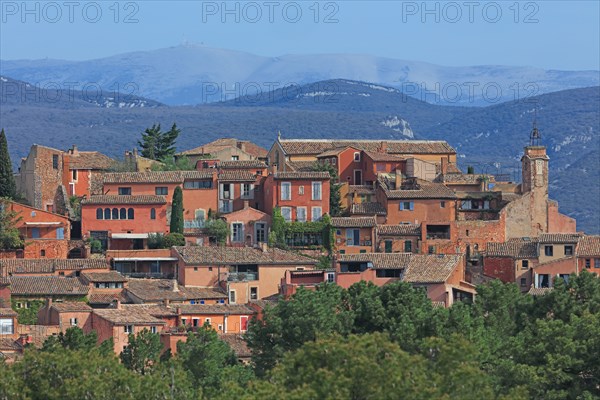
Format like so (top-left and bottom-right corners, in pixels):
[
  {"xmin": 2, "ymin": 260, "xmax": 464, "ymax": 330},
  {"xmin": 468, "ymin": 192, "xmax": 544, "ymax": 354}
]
[{"xmin": 521, "ymin": 145, "xmax": 549, "ymax": 234}]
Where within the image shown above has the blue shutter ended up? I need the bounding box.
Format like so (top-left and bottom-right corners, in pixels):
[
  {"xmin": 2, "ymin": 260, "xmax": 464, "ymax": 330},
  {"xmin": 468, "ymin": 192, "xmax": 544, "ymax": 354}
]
[
  {"xmin": 409, "ymin": 202, "xmax": 414, "ymax": 211},
  {"xmin": 56, "ymin": 228, "xmax": 64, "ymax": 239},
  {"xmin": 399, "ymin": 202, "xmax": 404, "ymax": 211}
]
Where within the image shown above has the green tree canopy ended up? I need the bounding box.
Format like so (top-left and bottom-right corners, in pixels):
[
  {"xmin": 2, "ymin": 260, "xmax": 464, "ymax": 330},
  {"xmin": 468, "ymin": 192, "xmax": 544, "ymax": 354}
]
[
  {"xmin": 170, "ymin": 186, "xmax": 184, "ymax": 234},
  {"xmin": 120, "ymin": 329, "xmax": 163, "ymax": 375},
  {"xmin": 0, "ymin": 129, "xmax": 16, "ymax": 199},
  {"xmin": 138, "ymin": 123, "xmax": 180, "ymax": 161},
  {"xmin": 0, "ymin": 201, "xmax": 24, "ymax": 250}
]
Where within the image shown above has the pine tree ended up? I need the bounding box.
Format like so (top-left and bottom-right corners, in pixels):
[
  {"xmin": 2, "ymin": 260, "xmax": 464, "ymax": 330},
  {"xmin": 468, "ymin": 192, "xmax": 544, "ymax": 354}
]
[
  {"xmin": 170, "ymin": 186, "xmax": 184, "ymax": 234},
  {"xmin": 137, "ymin": 123, "xmax": 181, "ymax": 161},
  {"xmin": 0, "ymin": 129, "xmax": 17, "ymax": 199}
]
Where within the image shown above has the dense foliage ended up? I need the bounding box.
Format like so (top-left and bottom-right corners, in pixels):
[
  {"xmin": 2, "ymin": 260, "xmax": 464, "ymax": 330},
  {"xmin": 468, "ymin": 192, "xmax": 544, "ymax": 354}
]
[
  {"xmin": 170, "ymin": 186, "xmax": 184, "ymax": 234},
  {"xmin": 0, "ymin": 129, "xmax": 16, "ymax": 199},
  {"xmin": 147, "ymin": 232, "xmax": 186, "ymax": 249},
  {"xmin": 2, "ymin": 273, "xmax": 599, "ymax": 399},
  {"xmin": 137, "ymin": 123, "xmax": 180, "ymax": 161},
  {"xmin": 0, "ymin": 200, "xmax": 24, "ymax": 251}
]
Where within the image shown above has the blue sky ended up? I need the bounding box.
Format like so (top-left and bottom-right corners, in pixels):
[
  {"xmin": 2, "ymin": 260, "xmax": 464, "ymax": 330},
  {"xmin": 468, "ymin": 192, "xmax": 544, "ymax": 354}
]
[{"xmin": 1, "ymin": 1, "xmax": 599, "ymax": 70}]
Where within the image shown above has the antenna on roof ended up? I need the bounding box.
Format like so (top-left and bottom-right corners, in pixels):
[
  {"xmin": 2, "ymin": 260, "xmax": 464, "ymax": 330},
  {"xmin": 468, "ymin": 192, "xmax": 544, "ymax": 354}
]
[
  {"xmin": 277, "ymin": 131, "xmax": 282, "ymax": 141},
  {"xmin": 530, "ymin": 107, "xmax": 541, "ymax": 146}
]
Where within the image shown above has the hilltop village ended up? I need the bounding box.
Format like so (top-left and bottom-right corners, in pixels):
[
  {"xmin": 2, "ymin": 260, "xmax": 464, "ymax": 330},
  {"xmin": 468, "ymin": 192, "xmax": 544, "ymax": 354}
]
[{"xmin": 1, "ymin": 131, "xmax": 599, "ymax": 361}]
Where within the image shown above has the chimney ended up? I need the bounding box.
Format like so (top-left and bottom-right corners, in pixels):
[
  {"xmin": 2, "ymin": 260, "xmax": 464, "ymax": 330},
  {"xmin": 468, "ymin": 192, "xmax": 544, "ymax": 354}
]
[
  {"xmin": 260, "ymin": 242, "xmax": 269, "ymax": 253},
  {"xmin": 116, "ymin": 299, "xmax": 122, "ymax": 310},
  {"xmin": 237, "ymin": 141, "xmax": 246, "ymax": 152},
  {"xmin": 133, "ymin": 148, "xmax": 138, "ymax": 156},
  {"xmin": 176, "ymin": 306, "xmax": 182, "ymax": 315},
  {"xmin": 164, "ymin": 298, "xmax": 170, "ymax": 307},
  {"xmin": 243, "ymin": 200, "xmax": 250, "ymax": 209},
  {"xmin": 441, "ymin": 157, "xmax": 448, "ymax": 175},
  {"xmin": 70, "ymin": 145, "xmax": 78, "ymax": 155},
  {"xmin": 395, "ymin": 173, "xmax": 402, "ymax": 190},
  {"xmin": 379, "ymin": 141, "xmax": 387, "ymax": 153},
  {"xmin": 172, "ymin": 279, "xmax": 179, "ymax": 292}
]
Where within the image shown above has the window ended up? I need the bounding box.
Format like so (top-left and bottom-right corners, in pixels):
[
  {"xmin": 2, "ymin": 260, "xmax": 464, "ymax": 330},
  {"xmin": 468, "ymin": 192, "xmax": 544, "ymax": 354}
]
[
  {"xmin": 428, "ymin": 246, "xmax": 435, "ymax": 254},
  {"xmin": 52, "ymin": 154, "xmax": 59, "ymax": 169},
  {"xmin": 522, "ymin": 260, "xmax": 529, "ymax": 270},
  {"xmin": 559, "ymin": 274, "xmax": 570, "ymax": 284},
  {"xmin": 404, "ymin": 240, "xmax": 412, "ymax": 253},
  {"xmin": 155, "ymin": 187, "xmax": 168, "ymax": 195},
  {"xmin": 232, "ymin": 155, "xmax": 239, "ymax": 160},
  {"xmin": 192, "ymin": 319, "xmax": 200, "ymax": 327},
  {"xmin": 281, "ymin": 207, "xmax": 292, "ymax": 222},
  {"xmin": 440, "ymin": 201, "xmax": 446, "ymax": 208},
  {"xmin": 595, "ymin": 258, "xmax": 600, "ymax": 269},
  {"xmin": 376, "ymin": 163, "xmax": 385, "ymax": 172},
  {"xmin": 96, "ymin": 208, "xmax": 103, "ymax": 219},
  {"xmin": 297, "ymin": 207, "xmax": 307, "ymax": 222},
  {"xmin": 281, "ymin": 182, "xmax": 291, "ymax": 200},
  {"xmin": 354, "ymin": 152, "xmax": 360, "ymax": 162},
  {"xmin": 376, "ymin": 269, "xmax": 403, "ymax": 278},
  {"xmin": 124, "ymin": 325, "xmax": 134, "ymax": 334},
  {"xmin": 0, "ymin": 318, "xmax": 14, "ymax": 335},
  {"xmin": 150, "ymin": 208, "xmax": 156, "ymax": 220},
  {"xmin": 466, "ymin": 229, "xmax": 470, "ymax": 237},
  {"xmin": 332, "ymin": 158, "xmax": 337, "ymax": 165},
  {"xmin": 311, "ymin": 207, "xmax": 322, "ymax": 221},
  {"xmin": 56, "ymin": 227, "xmax": 64, "ymax": 239},
  {"xmin": 120, "ymin": 208, "xmax": 127, "ymax": 220},
  {"xmin": 128, "ymin": 208, "xmax": 134, "ymax": 219},
  {"xmin": 311, "ymin": 182, "xmax": 322, "ymax": 200},
  {"xmin": 544, "ymin": 245, "xmax": 554, "ymax": 257},
  {"xmin": 118, "ymin": 187, "xmax": 131, "ymax": 195},
  {"xmin": 104, "ymin": 208, "xmax": 111, "ymax": 220},
  {"xmin": 255, "ymin": 223, "xmax": 267, "ymax": 243},
  {"xmin": 181, "ymin": 318, "xmax": 187, "ymax": 326},
  {"xmin": 585, "ymin": 259, "xmax": 591, "ymax": 268},
  {"xmin": 399, "ymin": 201, "xmax": 414, "ymax": 211},
  {"xmin": 30, "ymin": 227, "xmax": 40, "ymax": 239},
  {"xmin": 250, "ymin": 287, "xmax": 258, "ymax": 301},
  {"xmin": 520, "ymin": 278, "xmax": 527, "ymax": 287},
  {"xmin": 564, "ymin": 245, "xmax": 573, "ymax": 256},
  {"xmin": 299, "ymin": 186, "xmax": 304, "ymax": 195},
  {"xmin": 40, "ymin": 250, "xmax": 46, "ymax": 257},
  {"xmin": 346, "ymin": 229, "xmax": 360, "ymax": 246},
  {"xmin": 232, "ymin": 223, "xmax": 244, "ymax": 242},
  {"xmin": 241, "ymin": 184, "xmax": 254, "ymax": 199},
  {"xmin": 112, "ymin": 208, "xmax": 119, "ymax": 220},
  {"xmin": 326, "ymin": 272, "xmax": 335, "ymax": 283},
  {"xmin": 229, "ymin": 290, "xmax": 236, "ymax": 304},
  {"xmin": 384, "ymin": 240, "xmax": 392, "ymax": 253},
  {"xmin": 218, "ymin": 324, "xmax": 224, "ymax": 331},
  {"xmin": 184, "ymin": 180, "xmax": 212, "ymax": 189},
  {"xmin": 150, "ymin": 326, "xmax": 157, "ymax": 334},
  {"xmin": 538, "ymin": 274, "xmax": 550, "ymax": 288},
  {"xmin": 69, "ymin": 318, "xmax": 78, "ymax": 326}
]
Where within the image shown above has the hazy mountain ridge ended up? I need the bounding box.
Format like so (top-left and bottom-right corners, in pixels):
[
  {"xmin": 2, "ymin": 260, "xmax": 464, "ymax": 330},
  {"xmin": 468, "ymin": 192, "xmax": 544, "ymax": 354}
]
[
  {"xmin": 2, "ymin": 45, "xmax": 598, "ymax": 106},
  {"xmin": 1, "ymin": 77, "xmax": 598, "ymax": 233}
]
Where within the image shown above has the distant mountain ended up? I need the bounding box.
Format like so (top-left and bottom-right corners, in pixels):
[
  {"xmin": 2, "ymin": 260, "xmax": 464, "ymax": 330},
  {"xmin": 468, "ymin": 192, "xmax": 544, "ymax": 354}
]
[
  {"xmin": 2, "ymin": 45, "xmax": 598, "ymax": 106},
  {"xmin": 0, "ymin": 76, "xmax": 164, "ymax": 109},
  {"xmin": 0, "ymin": 77, "xmax": 598, "ymax": 233}
]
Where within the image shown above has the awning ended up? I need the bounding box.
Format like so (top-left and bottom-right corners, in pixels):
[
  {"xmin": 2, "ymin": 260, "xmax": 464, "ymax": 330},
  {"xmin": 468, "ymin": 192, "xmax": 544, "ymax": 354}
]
[
  {"xmin": 111, "ymin": 233, "xmax": 149, "ymax": 239},
  {"xmin": 113, "ymin": 257, "xmax": 178, "ymax": 262},
  {"xmin": 24, "ymin": 222, "xmax": 62, "ymax": 226}
]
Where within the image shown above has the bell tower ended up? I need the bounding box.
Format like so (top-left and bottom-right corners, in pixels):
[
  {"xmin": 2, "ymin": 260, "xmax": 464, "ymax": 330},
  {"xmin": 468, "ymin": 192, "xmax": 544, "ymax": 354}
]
[{"xmin": 521, "ymin": 117, "xmax": 549, "ymax": 234}]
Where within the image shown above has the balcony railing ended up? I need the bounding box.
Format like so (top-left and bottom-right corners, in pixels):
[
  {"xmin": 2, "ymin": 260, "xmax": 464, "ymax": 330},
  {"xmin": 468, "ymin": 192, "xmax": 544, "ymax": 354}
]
[
  {"xmin": 184, "ymin": 219, "xmax": 206, "ymax": 229},
  {"xmin": 426, "ymin": 233, "xmax": 451, "ymax": 240},
  {"xmin": 227, "ymin": 272, "xmax": 258, "ymax": 282}
]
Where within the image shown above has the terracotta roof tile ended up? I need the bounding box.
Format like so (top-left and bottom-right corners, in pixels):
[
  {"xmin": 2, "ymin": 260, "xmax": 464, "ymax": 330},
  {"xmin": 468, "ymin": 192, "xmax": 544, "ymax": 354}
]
[
  {"xmin": 88, "ymin": 292, "xmax": 131, "ymax": 305},
  {"xmin": 0, "ymin": 308, "xmax": 17, "ymax": 317},
  {"xmin": 538, "ymin": 233, "xmax": 583, "ymax": 244},
  {"xmin": 125, "ymin": 279, "xmax": 227, "ymax": 302},
  {"xmin": 348, "ymin": 186, "xmax": 375, "ymax": 195},
  {"xmin": 81, "ymin": 195, "xmax": 167, "ymax": 205},
  {"xmin": 403, "ymin": 254, "xmax": 461, "ymax": 283},
  {"xmin": 220, "ymin": 334, "xmax": 251, "ymax": 358},
  {"xmin": 93, "ymin": 308, "xmax": 166, "ymax": 325},
  {"xmin": 178, "ymin": 138, "xmax": 267, "ymax": 158},
  {"xmin": 381, "ymin": 179, "xmax": 457, "ymax": 200},
  {"xmin": 485, "ymin": 238, "xmax": 539, "ymax": 259},
  {"xmin": 338, "ymin": 253, "xmax": 412, "ymax": 269},
  {"xmin": 350, "ymin": 202, "xmax": 387, "ymax": 216},
  {"xmin": 101, "ymin": 171, "xmax": 214, "ymax": 184},
  {"xmin": 218, "ymin": 171, "xmax": 257, "ymax": 182},
  {"xmin": 274, "ymin": 171, "xmax": 330, "ymax": 180},
  {"xmin": 50, "ymin": 302, "xmax": 93, "ymax": 313},
  {"xmin": 284, "ymin": 161, "xmax": 317, "ymax": 172},
  {"xmin": 0, "ymin": 259, "xmax": 110, "ymax": 276},
  {"xmin": 331, "ymin": 217, "xmax": 377, "ymax": 228},
  {"xmin": 218, "ymin": 160, "xmax": 267, "ymax": 169},
  {"xmin": 0, "ymin": 338, "xmax": 22, "ymax": 352},
  {"xmin": 80, "ymin": 271, "xmax": 128, "ymax": 283},
  {"xmin": 363, "ymin": 151, "xmax": 406, "ymax": 162},
  {"xmin": 68, "ymin": 151, "xmax": 114, "ymax": 170},
  {"xmin": 578, "ymin": 236, "xmax": 600, "ymax": 257},
  {"xmin": 377, "ymin": 224, "xmax": 421, "ymax": 236},
  {"xmin": 528, "ymin": 287, "xmax": 553, "ymax": 296},
  {"xmin": 279, "ymin": 139, "xmax": 455, "ymax": 156},
  {"xmin": 8, "ymin": 276, "xmax": 89, "ymax": 296},
  {"xmin": 174, "ymin": 246, "xmax": 317, "ymax": 266}
]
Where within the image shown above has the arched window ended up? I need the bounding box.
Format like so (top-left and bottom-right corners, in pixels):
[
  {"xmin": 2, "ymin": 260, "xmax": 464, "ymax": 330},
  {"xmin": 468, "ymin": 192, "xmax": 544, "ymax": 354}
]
[
  {"xmin": 96, "ymin": 208, "xmax": 103, "ymax": 219},
  {"xmin": 104, "ymin": 208, "xmax": 111, "ymax": 220},
  {"xmin": 150, "ymin": 208, "xmax": 156, "ymax": 220},
  {"xmin": 112, "ymin": 208, "xmax": 119, "ymax": 220},
  {"xmin": 128, "ymin": 208, "xmax": 134, "ymax": 219},
  {"xmin": 120, "ymin": 208, "xmax": 127, "ymax": 220}
]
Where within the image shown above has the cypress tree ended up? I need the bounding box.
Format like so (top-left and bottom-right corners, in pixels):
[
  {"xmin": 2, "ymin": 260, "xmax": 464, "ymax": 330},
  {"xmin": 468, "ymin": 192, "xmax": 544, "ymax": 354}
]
[
  {"xmin": 170, "ymin": 186, "xmax": 184, "ymax": 234},
  {"xmin": 0, "ymin": 129, "xmax": 17, "ymax": 199}
]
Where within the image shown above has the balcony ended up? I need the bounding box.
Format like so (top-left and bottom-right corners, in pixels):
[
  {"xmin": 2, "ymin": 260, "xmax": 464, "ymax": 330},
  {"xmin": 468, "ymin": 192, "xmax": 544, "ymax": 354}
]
[
  {"xmin": 227, "ymin": 272, "xmax": 258, "ymax": 282},
  {"xmin": 219, "ymin": 200, "xmax": 233, "ymax": 213}
]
